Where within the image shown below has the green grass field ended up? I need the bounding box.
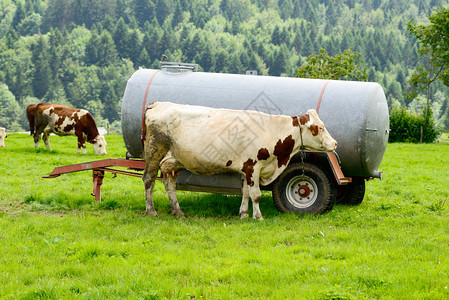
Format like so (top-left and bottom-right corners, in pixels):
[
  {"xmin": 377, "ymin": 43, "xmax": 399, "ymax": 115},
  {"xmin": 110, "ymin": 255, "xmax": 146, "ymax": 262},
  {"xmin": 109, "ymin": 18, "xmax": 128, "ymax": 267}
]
[{"xmin": 1, "ymin": 133, "xmax": 448, "ymax": 299}]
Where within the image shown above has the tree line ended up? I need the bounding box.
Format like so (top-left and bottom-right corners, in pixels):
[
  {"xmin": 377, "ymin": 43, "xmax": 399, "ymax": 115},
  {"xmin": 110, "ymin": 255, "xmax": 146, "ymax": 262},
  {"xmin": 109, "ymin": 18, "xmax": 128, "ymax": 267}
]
[{"xmin": 1, "ymin": 0, "xmax": 448, "ymax": 132}]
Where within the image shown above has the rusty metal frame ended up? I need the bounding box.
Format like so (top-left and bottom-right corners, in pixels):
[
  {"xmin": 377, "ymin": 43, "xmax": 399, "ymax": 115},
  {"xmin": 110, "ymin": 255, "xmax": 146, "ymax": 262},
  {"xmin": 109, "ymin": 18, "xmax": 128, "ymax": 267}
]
[
  {"xmin": 325, "ymin": 151, "xmax": 352, "ymax": 185},
  {"xmin": 43, "ymin": 152, "xmax": 350, "ymax": 203},
  {"xmin": 43, "ymin": 159, "xmax": 149, "ymax": 202},
  {"xmin": 43, "ymin": 158, "xmax": 146, "ymax": 178}
]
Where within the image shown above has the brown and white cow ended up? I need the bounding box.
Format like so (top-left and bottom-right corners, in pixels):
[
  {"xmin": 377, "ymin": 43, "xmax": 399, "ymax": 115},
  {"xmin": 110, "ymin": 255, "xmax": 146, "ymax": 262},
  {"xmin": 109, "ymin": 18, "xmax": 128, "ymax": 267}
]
[
  {"xmin": 28, "ymin": 103, "xmax": 107, "ymax": 155},
  {"xmin": 142, "ymin": 102, "xmax": 337, "ymax": 220},
  {"xmin": 0, "ymin": 127, "xmax": 7, "ymax": 147}
]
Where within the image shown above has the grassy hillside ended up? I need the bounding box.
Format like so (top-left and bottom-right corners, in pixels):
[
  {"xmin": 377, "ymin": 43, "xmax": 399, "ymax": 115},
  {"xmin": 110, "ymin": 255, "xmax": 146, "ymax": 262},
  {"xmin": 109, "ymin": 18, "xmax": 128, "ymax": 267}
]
[{"xmin": 0, "ymin": 134, "xmax": 448, "ymax": 299}]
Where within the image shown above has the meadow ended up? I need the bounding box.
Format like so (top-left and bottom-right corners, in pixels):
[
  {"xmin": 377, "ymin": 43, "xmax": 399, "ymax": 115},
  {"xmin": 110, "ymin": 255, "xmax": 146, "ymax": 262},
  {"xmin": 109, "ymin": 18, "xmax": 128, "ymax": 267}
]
[{"xmin": 0, "ymin": 133, "xmax": 448, "ymax": 299}]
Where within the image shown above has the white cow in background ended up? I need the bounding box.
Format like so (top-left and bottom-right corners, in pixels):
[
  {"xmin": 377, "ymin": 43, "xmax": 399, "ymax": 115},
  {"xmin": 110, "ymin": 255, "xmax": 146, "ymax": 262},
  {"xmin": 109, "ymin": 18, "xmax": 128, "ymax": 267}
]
[{"xmin": 0, "ymin": 127, "xmax": 6, "ymax": 147}]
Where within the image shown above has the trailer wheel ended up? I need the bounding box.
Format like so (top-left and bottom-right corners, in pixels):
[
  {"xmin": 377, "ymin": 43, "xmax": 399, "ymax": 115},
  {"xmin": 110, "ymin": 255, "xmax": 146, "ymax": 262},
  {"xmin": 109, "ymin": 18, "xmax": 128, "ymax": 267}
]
[
  {"xmin": 337, "ymin": 177, "xmax": 366, "ymax": 205},
  {"xmin": 272, "ymin": 163, "xmax": 336, "ymax": 215}
]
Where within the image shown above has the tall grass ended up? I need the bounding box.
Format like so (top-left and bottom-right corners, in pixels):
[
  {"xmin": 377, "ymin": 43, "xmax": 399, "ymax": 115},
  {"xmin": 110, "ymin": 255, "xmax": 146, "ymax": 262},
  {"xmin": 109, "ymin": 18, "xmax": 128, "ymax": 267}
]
[{"xmin": 0, "ymin": 133, "xmax": 448, "ymax": 299}]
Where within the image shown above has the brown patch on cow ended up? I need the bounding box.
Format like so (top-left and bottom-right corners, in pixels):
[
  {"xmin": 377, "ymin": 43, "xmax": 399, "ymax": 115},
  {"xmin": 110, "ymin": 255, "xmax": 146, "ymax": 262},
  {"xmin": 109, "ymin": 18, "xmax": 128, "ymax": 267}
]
[
  {"xmin": 64, "ymin": 124, "xmax": 74, "ymax": 132},
  {"xmin": 241, "ymin": 159, "xmax": 257, "ymax": 187},
  {"xmin": 291, "ymin": 116, "xmax": 299, "ymax": 127},
  {"xmin": 273, "ymin": 135, "xmax": 295, "ymax": 167},
  {"xmin": 226, "ymin": 160, "xmax": 232, "ymax": 166},
  {"xmin": 78, "ymin": 113, "xmax": 100, "ymax": 143},
  {"xmin": 299, "ymin": 114, "xmax": 310, "ymax": 125},
  {"xmin": 55, "ymin": 117, "xmax": 64, "ymax": 126},
  {"xmin": 54, "ymin": 109, "xmax": 81, "ymax": 127},
  {"xmin": 257, "ymin": 148, "xmax": 270, "ymax": 160},
  {"xmin": 310, "ymin": 124, "xmax": 319, "ymax": 136},
  {"xmin": 72, "ymin": 112, "xmax": 80, "ymax": 122}
]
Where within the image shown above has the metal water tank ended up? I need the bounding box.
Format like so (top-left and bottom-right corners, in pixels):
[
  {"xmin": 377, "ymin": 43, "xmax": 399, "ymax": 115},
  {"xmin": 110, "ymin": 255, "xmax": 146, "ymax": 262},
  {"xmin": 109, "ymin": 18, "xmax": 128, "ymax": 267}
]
[{"xmin": 122, "ymin": 64, "xmax": 389, "ymax": 179}]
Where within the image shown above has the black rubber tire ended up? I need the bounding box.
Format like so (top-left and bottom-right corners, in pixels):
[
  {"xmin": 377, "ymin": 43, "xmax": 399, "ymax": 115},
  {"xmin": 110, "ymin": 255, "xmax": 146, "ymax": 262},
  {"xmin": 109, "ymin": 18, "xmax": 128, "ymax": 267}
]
[
  {"xmin": 272, "ymin": 163, "xmax": 336, "ymax": 215},
  {"xmin": 337, "ymin": 177, "xmax": 366, "ymax": 205}
]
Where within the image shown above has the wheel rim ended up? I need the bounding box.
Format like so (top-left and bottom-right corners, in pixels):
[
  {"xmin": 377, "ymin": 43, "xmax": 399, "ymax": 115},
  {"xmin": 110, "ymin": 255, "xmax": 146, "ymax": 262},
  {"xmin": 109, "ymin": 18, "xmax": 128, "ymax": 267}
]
[{"xmin": 285, "ymin": 175, "xmax": 318, "ymax": 208}]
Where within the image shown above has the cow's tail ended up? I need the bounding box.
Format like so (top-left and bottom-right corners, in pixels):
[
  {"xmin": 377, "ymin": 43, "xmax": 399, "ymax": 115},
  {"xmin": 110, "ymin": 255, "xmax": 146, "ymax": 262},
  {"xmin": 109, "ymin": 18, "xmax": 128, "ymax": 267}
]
[
  {"xmin": 26, "ymin": 104, "xmax": 37, "ymax": 135},
  {"xmin": 141, "ymin": 102, "xmax": 157, "ymax": 149}
]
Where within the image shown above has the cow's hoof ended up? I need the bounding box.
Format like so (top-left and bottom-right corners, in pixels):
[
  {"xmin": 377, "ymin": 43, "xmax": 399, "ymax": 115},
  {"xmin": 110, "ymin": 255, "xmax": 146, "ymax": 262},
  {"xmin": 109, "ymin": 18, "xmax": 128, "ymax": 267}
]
[
  {"xmin": 239, "ymin": 212, "xmax": 249, "ymax": 219},
  {"xmin": 145, "ymin": 209, "xmax": 158, "ymax": 217},
  {"xmin": 253, "ymin": 213, "xmax": 264, "ymax": 221},
  {"xmin": 172, "ymin": 210, "xmax": 186, "ymax": 218}
]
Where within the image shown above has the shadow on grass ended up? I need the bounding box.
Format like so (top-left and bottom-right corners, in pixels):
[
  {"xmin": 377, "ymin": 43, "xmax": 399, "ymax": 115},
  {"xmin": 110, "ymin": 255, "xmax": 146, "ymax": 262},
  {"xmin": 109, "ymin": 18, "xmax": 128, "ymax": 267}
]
[
  {"xmin": 154, "ymin": 191, "xmax": 279, "ymax": 219},
  {"xmin": 21, "ymin": 189, "xmax": 281, "ymax": 220},
  {"xmin": 23, "ymin": 192, "xmax": 97, "ymax": 212}
]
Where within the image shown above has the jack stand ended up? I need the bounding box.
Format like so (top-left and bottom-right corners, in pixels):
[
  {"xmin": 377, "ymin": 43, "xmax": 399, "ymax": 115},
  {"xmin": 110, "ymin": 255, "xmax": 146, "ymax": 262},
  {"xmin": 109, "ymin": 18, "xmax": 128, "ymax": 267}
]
[{"xmin": 92, "ymin": 170, "xmax": 105, "ymax": 202}]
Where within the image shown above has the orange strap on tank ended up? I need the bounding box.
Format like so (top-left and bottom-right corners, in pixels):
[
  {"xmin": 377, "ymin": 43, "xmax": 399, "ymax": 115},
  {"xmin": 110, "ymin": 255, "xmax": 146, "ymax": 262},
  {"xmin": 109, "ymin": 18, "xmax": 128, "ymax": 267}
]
[
  {"xmin": 141, "ymin": 70, "xmax": 160, "ymax": 147},
  {"xmin": 316, "ymin": 81, "xmax": 329, "ymax": 113}
]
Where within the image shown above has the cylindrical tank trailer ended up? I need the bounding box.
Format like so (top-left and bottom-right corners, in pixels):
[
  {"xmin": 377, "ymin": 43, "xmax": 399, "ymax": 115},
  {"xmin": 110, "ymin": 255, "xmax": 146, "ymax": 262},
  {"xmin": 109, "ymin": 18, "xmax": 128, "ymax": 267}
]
[{"xmin": 121, "ymin": 62, "xmax": 389, "ymax": 214}]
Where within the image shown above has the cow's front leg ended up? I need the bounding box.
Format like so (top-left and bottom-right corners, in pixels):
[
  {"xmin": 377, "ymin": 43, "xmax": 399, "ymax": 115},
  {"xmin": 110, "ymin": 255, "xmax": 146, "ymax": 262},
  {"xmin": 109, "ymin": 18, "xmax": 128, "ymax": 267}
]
[
  {"xmin": 142, "ymin": 166, "xmax": 159, "ymax": 217},
  {"xmin": 43, "ymin": 132, "xmax": 51, "ymax": 150},
  {"xmin": 77, "ymin": 135, "xmax": 87, "ymax": 154},
  {"xmin": 162, "ymin": 172, "xmax": 185, "ymax": 217},
  {"xmin": 239, "ymin": 178, "xmax": 250, "ymax": 219}
]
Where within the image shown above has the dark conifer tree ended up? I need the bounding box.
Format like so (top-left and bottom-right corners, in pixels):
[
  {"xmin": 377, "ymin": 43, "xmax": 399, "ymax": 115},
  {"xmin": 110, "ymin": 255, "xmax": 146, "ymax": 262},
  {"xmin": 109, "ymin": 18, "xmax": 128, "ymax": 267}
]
[
  {"xmin": 138, "ymin": 47, "xmax": 152, "ymax": 68},
  {"xmin": 97, "ymin": 30, "xmax": 119, "ymax": 67},
  {"xmin": 214, "ymin": 49, "xmax": 229, "ymax": 73},
  {"xmin": 271, "ymin": 25, "xmax": 282, "ymax": 46},
  {"xmin": 31, "ymin": 36, "xmax": 52, "ymax": 99},
  {"xmin": 113, "ymin": 18, "xmax": 130, "ymax": 59},
  {"xmin": 127, "ymin": 29, "xmax": 142, "ymax": 65},
  {"xmin": 133, "ymin": 0, "xmax": 155, "ymax": 27},
  {"xmin": 155, "ymin": 0, "xmax": 175, "ymax": 25},
  {"xmin": 172, "ymin": 0, "xmax": 183, "ymax": 27},
  {"xmin": 85, "ymin": 26, "xmax": 100, "ymax": 65},
  {"xmin": 340, "ymin": 30, "xmax": 354, "ymax": 51},
  {"xmin": 12, "ymin": 2, "xmax": 27, "ymax": 30}
]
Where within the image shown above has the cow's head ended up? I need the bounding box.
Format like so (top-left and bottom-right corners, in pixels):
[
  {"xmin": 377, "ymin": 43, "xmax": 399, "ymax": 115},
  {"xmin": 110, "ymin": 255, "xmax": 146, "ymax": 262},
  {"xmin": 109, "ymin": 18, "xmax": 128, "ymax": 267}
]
[
  {"xmin": 0, "ymin": 127, "xmax": 6, "ymax": 147},
  {"xmin": 299, "ymin": 109, "xmax": 337, "ymax": 151},
  {"xmin": 92, "ymin": 135, "xmax": 107, "ymax": 155}
]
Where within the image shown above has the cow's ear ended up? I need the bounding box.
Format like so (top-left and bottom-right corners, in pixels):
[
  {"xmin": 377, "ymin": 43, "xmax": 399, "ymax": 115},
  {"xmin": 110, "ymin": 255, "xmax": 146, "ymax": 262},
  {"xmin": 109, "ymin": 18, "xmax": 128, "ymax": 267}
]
[
  {"xmin": 310, "ymin": 124, "xmax": 319, "ymax": 136},
  {"xmin": 307, "ymin": 109, "xmax": 318, "ymax": 117},
  {"xmin": 299, "ymin": 113, "xmax": 310, "ymax": 125}
]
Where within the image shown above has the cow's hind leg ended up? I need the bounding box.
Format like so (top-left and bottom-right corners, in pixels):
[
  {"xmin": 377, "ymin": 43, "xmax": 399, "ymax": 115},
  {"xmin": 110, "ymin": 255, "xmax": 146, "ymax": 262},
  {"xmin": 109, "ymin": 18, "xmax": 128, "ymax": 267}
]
[
  {"xmin": 142, "ymin": 164, "xmax": 159, "ymax": 217},
  {"xmin": 142, "ymin": 136, "xmax": 168, "ymax": 217},
  {"xmin": 33, "ymin": 126, "xmax": 45, "ymax": 149},
  {"xmin": 160, "ymin": 154, "xmax": 184, "ymax": 217},
  {"xmin": 239, "ymin": 179, "xmax": 250, "ymax": 219},
  {"xmin": 162, "ymin": 172, "xmax": 184, "ymax": 217},
  {"xmin": 33, "ymin": 132, "xmax": 40, "ymax": 148}
]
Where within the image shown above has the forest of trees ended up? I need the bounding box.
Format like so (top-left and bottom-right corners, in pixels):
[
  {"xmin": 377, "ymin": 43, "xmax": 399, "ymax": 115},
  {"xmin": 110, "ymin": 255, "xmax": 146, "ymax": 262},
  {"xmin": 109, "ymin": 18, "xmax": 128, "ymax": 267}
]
[{"xmin": 1, "ymin": 0, "xmax": 449, "ymax": 132}]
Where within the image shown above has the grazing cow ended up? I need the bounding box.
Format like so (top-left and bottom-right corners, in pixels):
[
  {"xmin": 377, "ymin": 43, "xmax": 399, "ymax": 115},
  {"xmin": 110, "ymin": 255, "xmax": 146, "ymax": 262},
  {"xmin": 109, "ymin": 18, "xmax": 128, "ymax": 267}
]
[
  {"xmin": 142, "ymin": 102, "xmax": 337, "ymax": 220},
  {"xmin": 28, "ymin": 103, "xmax": 107, "ymax": 155},
  {"xmin": 0, "ymin": 127, "xmax": 6, "ymax": 147}
]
